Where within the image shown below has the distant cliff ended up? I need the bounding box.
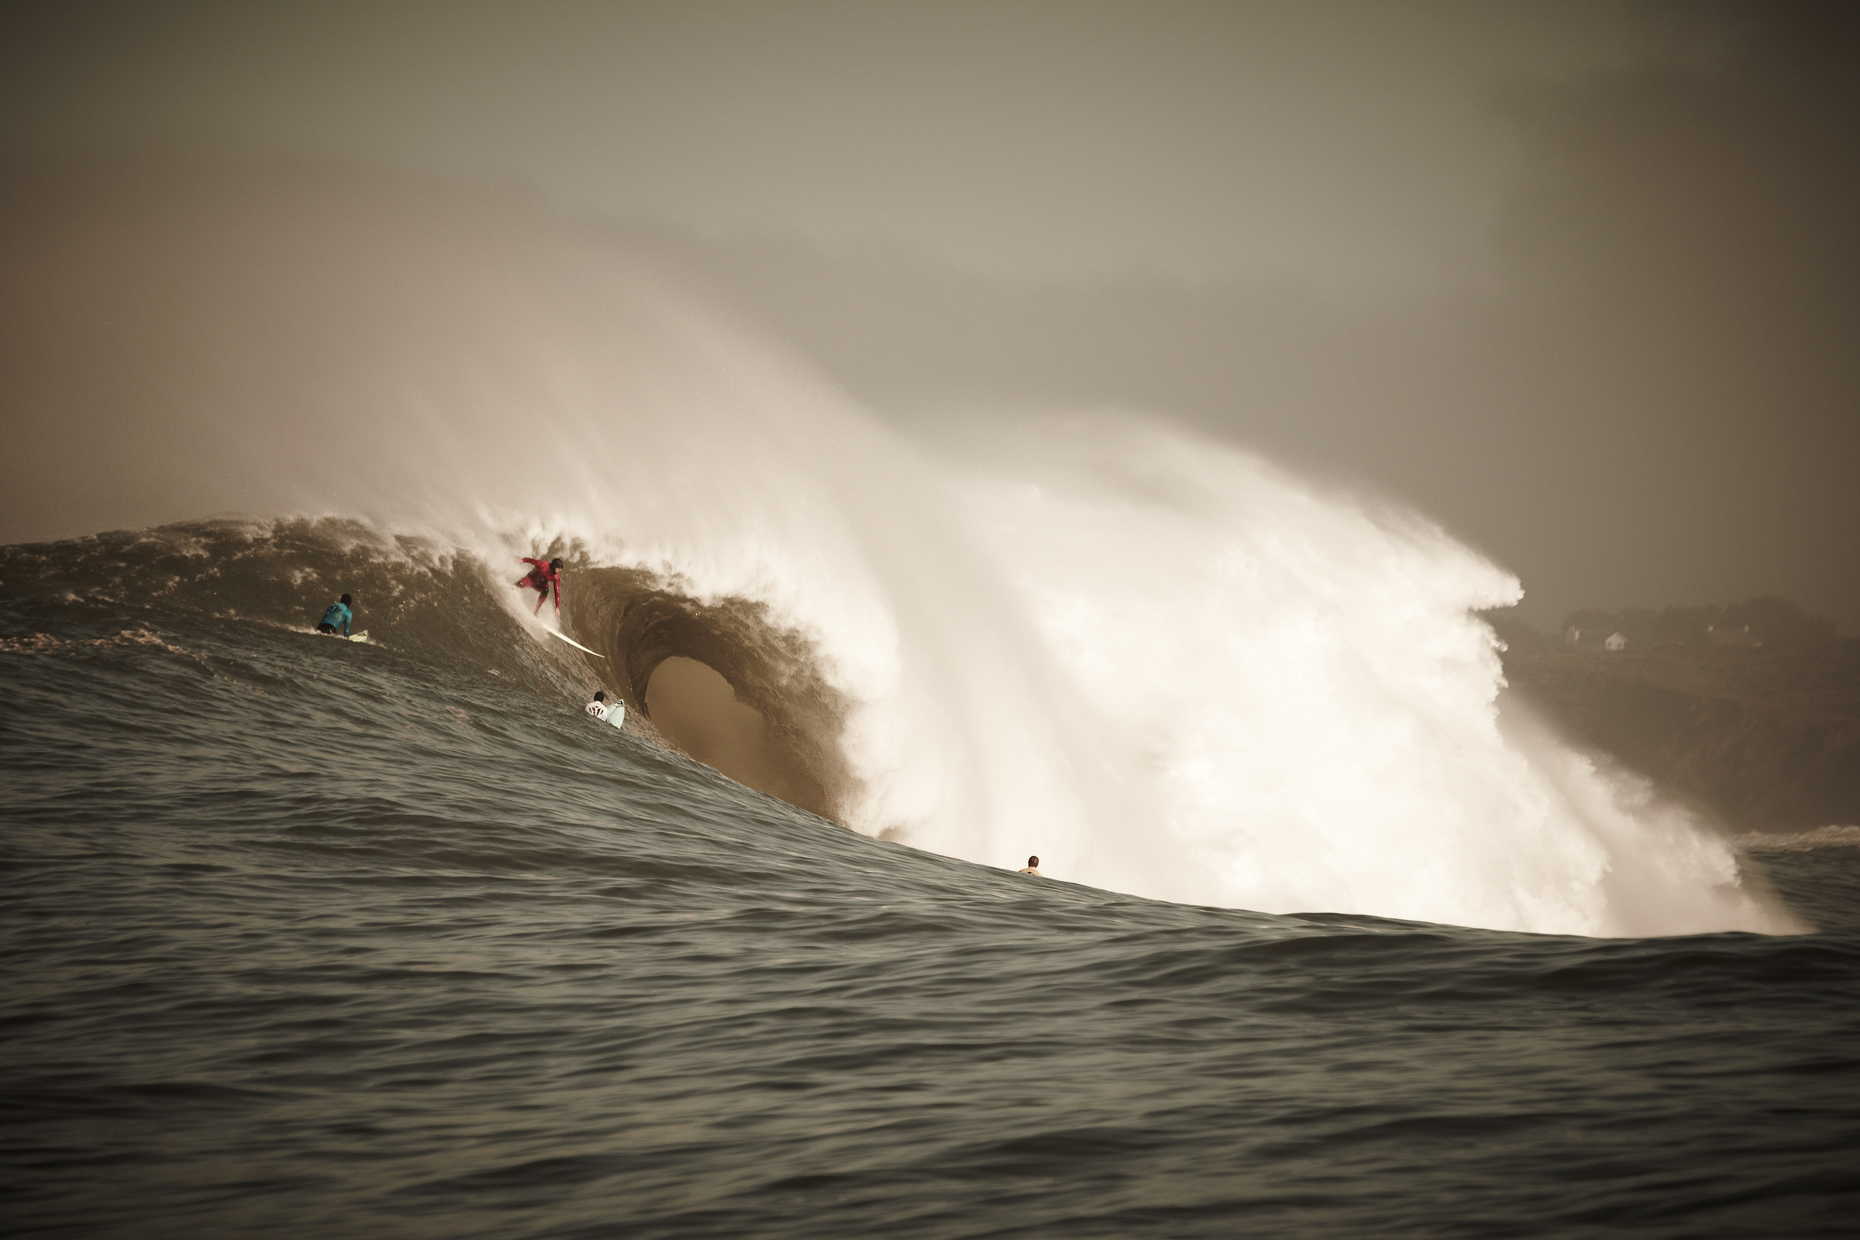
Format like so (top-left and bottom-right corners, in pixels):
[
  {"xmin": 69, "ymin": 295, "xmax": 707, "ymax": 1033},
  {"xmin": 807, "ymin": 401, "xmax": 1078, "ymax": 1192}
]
[{"xmin": 1492, "ymin": 622, "xmax": 1860, "ymax": 833}]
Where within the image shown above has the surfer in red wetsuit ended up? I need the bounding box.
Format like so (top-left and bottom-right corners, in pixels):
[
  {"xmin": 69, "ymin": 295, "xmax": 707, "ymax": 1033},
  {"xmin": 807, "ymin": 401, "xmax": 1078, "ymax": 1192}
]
[{"xmin": 517, "ymin": 557, "xmax": 563, "ymax": 615}]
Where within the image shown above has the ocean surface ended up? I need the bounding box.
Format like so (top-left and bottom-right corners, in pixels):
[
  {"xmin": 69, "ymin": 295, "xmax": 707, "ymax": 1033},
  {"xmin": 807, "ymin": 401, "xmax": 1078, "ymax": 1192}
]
[{"xmin": 3, "ymin": 525, "xmax": 1859, "ymax": 1239}]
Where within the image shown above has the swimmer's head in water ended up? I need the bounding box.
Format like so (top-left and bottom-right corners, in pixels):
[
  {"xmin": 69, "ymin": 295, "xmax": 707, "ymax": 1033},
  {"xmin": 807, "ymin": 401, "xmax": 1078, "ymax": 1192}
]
[{"xmin": 1027, "ymin": 856, "xmax": 1039, "ymax": 868}]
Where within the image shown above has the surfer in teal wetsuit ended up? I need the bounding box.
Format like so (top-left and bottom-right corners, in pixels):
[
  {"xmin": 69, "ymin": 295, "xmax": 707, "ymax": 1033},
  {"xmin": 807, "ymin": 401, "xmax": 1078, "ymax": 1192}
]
[
  {"xmin": 517, "ymin": 558, "xmax": 563, "ymax": 616},
  {"xmin": 315, "ymin": 594, "xmax": 354, "ymax": 636}
]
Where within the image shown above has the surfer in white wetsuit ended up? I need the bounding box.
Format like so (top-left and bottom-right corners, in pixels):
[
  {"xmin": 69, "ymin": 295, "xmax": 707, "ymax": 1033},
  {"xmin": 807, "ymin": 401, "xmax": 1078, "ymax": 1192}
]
[
  {"xmin": 1018, "ymin": 856, "xmax": 1042, "ymax": 876},
  {"xmin": 585, "ymin": 690, "xmax": 624, "ymax": 728}
]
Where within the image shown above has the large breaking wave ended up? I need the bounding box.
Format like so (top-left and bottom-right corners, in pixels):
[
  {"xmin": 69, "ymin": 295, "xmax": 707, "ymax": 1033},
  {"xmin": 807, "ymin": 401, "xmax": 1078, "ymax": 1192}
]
[{"xmin": 0, "ymin": 159, "xmax": 1794, "ymax": 935}]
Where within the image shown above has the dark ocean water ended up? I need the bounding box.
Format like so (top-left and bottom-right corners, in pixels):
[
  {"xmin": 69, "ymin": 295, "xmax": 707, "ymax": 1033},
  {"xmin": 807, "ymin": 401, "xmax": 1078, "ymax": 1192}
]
[{"xmin": 3, "ymin": 528, "xmax": 1859, "ymax": 1239}]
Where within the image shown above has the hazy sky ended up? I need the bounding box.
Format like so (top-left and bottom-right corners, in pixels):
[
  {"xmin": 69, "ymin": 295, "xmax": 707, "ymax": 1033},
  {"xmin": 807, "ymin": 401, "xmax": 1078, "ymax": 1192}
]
[
  {"xmin": 4, "ymin": 0, "xmax": 1643, "ymax": 291},
  {"xmin": 4, "ymin": 1, "xmax": 1856, "ymax": 628}
]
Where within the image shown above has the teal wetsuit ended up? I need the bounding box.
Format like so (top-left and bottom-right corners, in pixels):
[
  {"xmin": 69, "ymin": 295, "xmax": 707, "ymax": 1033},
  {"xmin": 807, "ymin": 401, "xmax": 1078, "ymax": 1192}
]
[{"xmin": 318, "ymin": 602, "xmax": 353, "ymax": 637}]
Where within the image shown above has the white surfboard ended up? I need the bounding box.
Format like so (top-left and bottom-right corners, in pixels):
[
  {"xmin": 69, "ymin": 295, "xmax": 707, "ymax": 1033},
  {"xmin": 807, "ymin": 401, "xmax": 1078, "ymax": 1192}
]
[
  {"xmin": 314, "ymin": 628, "xmax": 369, "ymax": 643},
  {"xmin": 540, "ymin": 625, "xmax": 605, "ymax": 659}
]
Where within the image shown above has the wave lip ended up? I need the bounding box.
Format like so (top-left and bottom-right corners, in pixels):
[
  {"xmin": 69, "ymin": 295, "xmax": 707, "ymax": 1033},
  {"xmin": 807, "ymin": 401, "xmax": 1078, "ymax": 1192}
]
[{"xmin": 570, "ymin": 564, "xmax": 855, "ymax": 822}]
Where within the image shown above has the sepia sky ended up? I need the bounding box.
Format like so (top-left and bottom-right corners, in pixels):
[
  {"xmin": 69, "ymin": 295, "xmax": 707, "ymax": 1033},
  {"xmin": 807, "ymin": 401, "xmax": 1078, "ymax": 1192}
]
[{"xmin": 4, "ymin": 1, "xmax": 1857, "ymax": 628}]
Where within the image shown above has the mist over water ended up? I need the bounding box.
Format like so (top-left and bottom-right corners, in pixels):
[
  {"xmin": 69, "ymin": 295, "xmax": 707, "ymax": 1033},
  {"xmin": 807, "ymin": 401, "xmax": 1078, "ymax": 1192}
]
[{"xmin": 2, "ymin": 161, "xmax": 1793, "ymax": 936}]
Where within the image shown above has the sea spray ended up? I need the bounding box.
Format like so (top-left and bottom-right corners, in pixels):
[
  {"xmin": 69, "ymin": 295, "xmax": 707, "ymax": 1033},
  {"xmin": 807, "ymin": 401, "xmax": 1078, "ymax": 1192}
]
[{"xmin": 925, "ymin": 418, "xmax": 1786, "ymax": 933}]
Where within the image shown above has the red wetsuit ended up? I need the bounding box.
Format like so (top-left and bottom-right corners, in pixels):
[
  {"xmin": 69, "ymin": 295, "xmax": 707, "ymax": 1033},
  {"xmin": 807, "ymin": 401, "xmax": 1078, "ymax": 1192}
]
[{"xmin": 517, "ymin": 557, "xmax": 561, "ymax": 614}]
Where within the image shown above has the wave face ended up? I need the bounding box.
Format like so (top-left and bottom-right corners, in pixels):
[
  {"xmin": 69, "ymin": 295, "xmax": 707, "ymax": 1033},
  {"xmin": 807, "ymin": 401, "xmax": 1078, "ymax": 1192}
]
[{"xmin": 1, "ymin": 160, "xmax": 1794, "ymax": 935}]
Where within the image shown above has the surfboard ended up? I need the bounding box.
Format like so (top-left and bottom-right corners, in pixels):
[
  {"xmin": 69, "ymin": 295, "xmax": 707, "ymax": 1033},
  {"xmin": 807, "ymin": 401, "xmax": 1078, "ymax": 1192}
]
[
  {"xmin": 314, "ymin": 628, "xmax": 369, "ymax": 643},
  {"xmin": 595, "ymin": 702, "xmax": 626, "ymax": 730},
  {"xmin": 541, "ymin": 626, "xmax": 605, "ymax": 659}
]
